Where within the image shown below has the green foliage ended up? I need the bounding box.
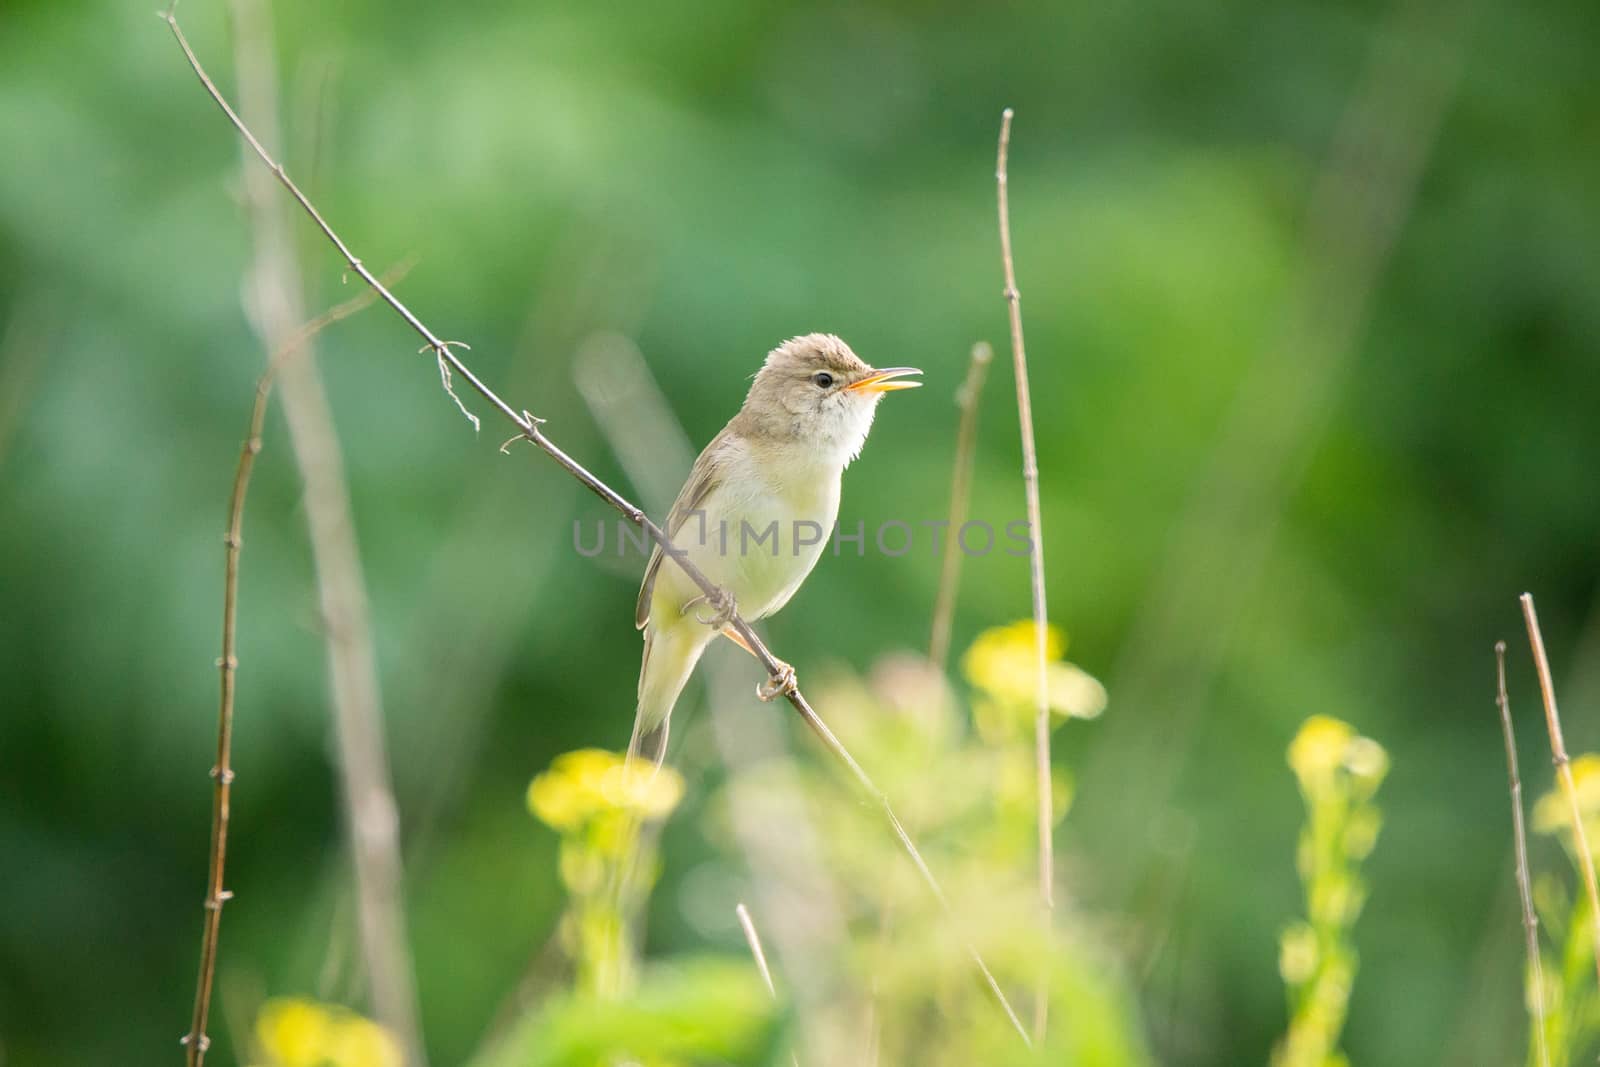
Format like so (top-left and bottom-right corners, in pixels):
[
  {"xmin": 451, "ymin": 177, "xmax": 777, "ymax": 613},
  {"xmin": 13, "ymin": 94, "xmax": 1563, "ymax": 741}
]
[
  {"xmin": 3, "ymin": 0, "xmax": 1599, "ymax": 1062},
  {"xmin": 472, "ymin": 959, "xmax": 785, "ymax": 1067},
  {"xmin": 712, "ymin": 634, "xmax": 1149, "ymax": 1067}
]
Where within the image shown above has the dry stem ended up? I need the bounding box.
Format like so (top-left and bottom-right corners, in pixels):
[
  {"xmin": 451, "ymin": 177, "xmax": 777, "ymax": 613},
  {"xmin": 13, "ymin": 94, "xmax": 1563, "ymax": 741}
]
[
  {"xmin": 928, "ymin": 341, "xmax": 993, "ymax": 672},
  {"xmin": 736, "ymin": 903, "xmax": 801, "ymax": 1067},
  {"xmin": 1521, "ymin": 592, "xmax": 1600, "ymax": 988},
  {"xmin": 996, "ymin": 107, "xmax": 1055, "ymax": 1041},
  {"xmin": 1494, "ymin": 640, "xmax": 1549, "ymax": 1067},
  {"xmin": 736, "ymin": 902, "xmax": 780, "ymax": 998},
  {"xmin": 221, "ymin": 0, "xmax": 426, "ymax": 1059},
  {"xmin": 162, "ymin": 8, "xmax": 1028, "ymax": 1047},
  {"xmin": 182, "ymin": 282, "xmax": 396, "ymax": 1065}
]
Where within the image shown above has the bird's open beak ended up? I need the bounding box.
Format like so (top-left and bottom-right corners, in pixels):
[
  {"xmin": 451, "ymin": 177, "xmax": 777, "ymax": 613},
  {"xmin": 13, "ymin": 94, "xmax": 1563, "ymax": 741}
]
[{"xmin": 846, "ymin": 366, "xmax": 923, "ymax": 393}]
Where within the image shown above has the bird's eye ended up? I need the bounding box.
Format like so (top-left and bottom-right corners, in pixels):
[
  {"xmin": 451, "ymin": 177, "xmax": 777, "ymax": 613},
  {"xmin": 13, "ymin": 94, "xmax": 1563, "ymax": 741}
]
[{"xmin": 812, "ymin": 372, "xmax": 835, "ymax": 389}]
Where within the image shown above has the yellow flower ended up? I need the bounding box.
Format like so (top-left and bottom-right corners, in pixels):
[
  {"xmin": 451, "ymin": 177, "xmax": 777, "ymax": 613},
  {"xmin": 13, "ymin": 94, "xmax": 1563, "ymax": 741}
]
[
  {"xmin": 255, "ymin": 999, "xmax": 399, "ymax": 1067},
  {"xmin": 1343, "ymin": 737, "xmax": 1389, "ymax": 791},
  {"xmin": 1287, "ymin": 716, "xmax": 1355, "ymax": 789},
  {"xmin": 1278, "ymin": 922, "xmax": 1318, "ymax": 986},
  {"xmin": 324, "ymin": 1016, "xmax": 402, "ymax": 1067},
  {"xmin": 962, "ymin": 620, "xmax": 1107, "ymax": 719},
  {"xmin": 527, "ymin": 748, "xmax": 684, "ymax": 832},
  {"xmin": 1533, "ymin": 754, "xmax": 1600, "ymax": 836},
  {"xmin": 256, "ymin": 998, "xmax": 332, "ymax": 1067}
]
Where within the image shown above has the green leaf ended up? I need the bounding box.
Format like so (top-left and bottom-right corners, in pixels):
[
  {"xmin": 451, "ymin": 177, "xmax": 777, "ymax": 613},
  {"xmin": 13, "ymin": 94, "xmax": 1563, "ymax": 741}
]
[{"xmin": 471, "ymin": 957, "xmax": 786, "ymax": 1067}]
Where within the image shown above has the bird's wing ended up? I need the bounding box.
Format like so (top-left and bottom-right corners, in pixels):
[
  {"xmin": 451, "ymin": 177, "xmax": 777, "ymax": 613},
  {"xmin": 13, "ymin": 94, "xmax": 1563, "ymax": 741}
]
[{"xmin": 634, "ymin": 429, "xmax": 731, "ymax": 629}]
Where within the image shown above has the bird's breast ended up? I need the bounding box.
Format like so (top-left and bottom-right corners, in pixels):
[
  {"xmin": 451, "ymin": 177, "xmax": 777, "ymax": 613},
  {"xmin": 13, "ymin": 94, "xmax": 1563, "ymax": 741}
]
[{"xmin": 698, "ymin": 449, "xmax": 840, "ymax": 620}]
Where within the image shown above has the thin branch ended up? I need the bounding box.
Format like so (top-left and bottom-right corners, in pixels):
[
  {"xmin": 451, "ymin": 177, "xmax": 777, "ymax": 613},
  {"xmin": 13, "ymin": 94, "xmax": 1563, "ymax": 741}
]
[
  {"xmin": 161, "ymin": 9, "xmax": 1029, "ymax": 1047},
  {"xmin": 183, "ymin": 281, "xmax": 397, "ymax": 1066},
  {"xmin": 1494, "ymin": 640, "xmax": 1550, "ymax": 1067},
  {"xmin": 996, "ymin": 107, "xmax": 1055, "ymax": 1042},
  {"xmin": 222, "ymin": 0, "xmax": 425, "ymax": 1060},
  {"xmin": 928, "ymin": 341, "xmax": 993, "ymax": 672},
  {"xmin": 736, "ymin": 902, "xmax": 780, "ymax": 997},
  {"xmin": 1521, "ymin": 592, "xmax": 1600, "ymax": 988},
  {"xmin": 736, "ymin": 903, "xmax": 801, "ymax": 1067}
]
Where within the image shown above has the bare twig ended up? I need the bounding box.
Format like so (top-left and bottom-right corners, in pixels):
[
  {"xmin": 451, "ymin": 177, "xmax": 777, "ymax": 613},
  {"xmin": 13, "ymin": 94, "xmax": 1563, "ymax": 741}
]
[
  {"xmin": 162, "ymin": 9, "xmax": 1028, "ymax": 1047},
  {"xmin": 220, "ymin": 0, "xmax": 426, "ymax": 1060},
  {"xmin": 182, "ymin": 281, "xmax": 396, "ymax": 1066},
  {"xmin": 1521, "ymin": 592, "xmax": 1600, "ymax": 988},
  {"xmin": 1494, "ymin": 640, "xmax": 1550, "ymax": 1067},
  {"xmin": 736, "ymin": 903, "xmax": 801, "ymax": 1067},
  {"xmin": 996, "ymin": 108, "xmax": 1055, "ymax": 1042},
  {"xmin": 736, "ymin": 902, "xmax": 780, "ymax": 998},
  {"xmin": 928, "ymin": 341, "xmax": 993, "ymax": 672}
]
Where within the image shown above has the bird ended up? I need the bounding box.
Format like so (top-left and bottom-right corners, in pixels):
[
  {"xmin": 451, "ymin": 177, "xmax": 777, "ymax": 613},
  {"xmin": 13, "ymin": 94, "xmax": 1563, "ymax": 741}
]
[{"xmin": 628, "ymin": 333, "xmax": 922, "ymax": 765}]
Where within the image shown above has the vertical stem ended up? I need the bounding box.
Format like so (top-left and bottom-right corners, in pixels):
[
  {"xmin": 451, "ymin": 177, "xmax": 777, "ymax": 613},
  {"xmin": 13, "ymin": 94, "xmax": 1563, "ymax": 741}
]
[
  {"xmin": 1520, "ymin": 592, "xmax": 1600, "ymax": 989},
  {"xmin": 996, "ymin": 107, "xmax": 1055, "ymax": 1041},
  {"xmin": 182, "ymin": 397, "xmax": 255, "ymax": 1067},
  {"xmin": 227, "ymin": 1, "xmax": 426, "ymax": 1059},
  {"xmin": 1495, "ymin": 641, "xmax": 1550, "ymax": 1067},
  {"xmin": 928, "ymin": 341, "xmax": 994, "ymax": 672},
  {"xmin": 182, "ymin": 284, "xmax": 391, "ymax": 1064}
]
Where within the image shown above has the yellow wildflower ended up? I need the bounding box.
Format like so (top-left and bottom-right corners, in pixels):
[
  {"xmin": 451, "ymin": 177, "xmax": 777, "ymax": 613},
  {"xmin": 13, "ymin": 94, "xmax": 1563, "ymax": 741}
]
[
  {"xmin": 255, "ymin": 998, "xmax": 399, "ymax": 1067},
  {"xmin": 1533, "ymin": 754, "xmax": 1600, "ymax": 836},
  {"xmin": 962, "ymin": 620, "xmax": 1107, "ymax": 720},
  {"xmin": 323, "ymin": 1015, "xmax": 402, "ymax": 1067},
  {"xmin": 1287, "ymin": 716, "xmax": 1354, "ymax": 797},
  {"xmin": 527, "ymin": 748, "xmax": 684, "ymax": 832},
  {"xmin": 256, "ymin": 998, "xmax": 332, "ymax": 1067},
  {"xmin": 1278, "ymin": 922, "xmax": 1318, "ymax": 986}
]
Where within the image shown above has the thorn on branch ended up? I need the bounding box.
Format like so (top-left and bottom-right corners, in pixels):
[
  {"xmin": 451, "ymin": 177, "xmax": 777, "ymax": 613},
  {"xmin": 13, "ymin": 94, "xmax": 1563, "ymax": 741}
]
[{"xmin": 497, "ymin": 411, "xmax": 547, "ymax": 453}]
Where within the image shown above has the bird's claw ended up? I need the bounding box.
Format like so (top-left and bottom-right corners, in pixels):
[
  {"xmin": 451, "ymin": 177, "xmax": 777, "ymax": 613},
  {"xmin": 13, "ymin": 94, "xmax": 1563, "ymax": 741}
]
[
  {"xmin": 757, "ymin": 660, "xmax": 797, "ymax": 702},
  {"xmin": 691, "ymin": 588, "xmax": 738, "ymax": 628}
]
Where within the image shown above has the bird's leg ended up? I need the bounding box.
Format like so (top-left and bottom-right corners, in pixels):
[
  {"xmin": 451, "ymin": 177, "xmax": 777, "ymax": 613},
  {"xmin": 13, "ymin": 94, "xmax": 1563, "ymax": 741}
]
[
  {"xmin": 756, "ymin": 660, "xmax": 797, "ymax": 702},
  {"xmin": 719, "ymin": 625, "xmax": 797, "ymax": 702},
  {"xmin": 686, "ymin": 586, "xmax": 738, "ymax": 629}
]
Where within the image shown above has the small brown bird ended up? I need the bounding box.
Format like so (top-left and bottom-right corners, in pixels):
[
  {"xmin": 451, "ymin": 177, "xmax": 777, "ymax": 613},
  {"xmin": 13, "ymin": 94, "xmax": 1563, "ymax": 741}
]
[{"xmin": 629, "ymin": 334, "xmax": 921, "ymax": 764}]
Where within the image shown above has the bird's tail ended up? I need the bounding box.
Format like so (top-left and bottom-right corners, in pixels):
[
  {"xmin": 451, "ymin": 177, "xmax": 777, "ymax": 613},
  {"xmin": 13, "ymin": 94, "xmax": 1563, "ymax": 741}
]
[{"xmin": 628, "ymin": 621, "xmax": 710, "ymax": 768}]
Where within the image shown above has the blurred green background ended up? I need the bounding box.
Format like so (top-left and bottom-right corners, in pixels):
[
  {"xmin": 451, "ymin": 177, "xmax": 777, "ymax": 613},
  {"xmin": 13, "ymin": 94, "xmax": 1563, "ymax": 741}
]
[{"xmin": 2, "ymin": 0, "xmax": 1598, "ymax": 1063}]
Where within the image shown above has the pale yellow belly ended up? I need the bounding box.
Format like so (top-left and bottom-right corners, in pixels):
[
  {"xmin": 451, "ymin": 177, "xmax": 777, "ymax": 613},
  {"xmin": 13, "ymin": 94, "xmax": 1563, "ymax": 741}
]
[{"xmin": 652, "ymin": 477, "xmax": 839, "ymax": 623}]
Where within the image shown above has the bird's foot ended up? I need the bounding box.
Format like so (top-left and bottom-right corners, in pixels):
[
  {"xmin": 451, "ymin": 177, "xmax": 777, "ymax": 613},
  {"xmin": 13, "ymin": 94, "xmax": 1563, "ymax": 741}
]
[
  {"xmin": 757, "ymin": 659, "xmax": 797, "ymax": 702},
  {"xmin": 689, "ymin": 586, "xmax": 738, "ymax": 628}
]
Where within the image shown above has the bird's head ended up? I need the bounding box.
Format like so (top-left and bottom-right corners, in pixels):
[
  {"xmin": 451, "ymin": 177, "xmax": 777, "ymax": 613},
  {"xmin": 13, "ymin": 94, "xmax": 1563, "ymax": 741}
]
[{"xmin": 739, "ymin": 333, "xmax": 921, "ymax": 465}]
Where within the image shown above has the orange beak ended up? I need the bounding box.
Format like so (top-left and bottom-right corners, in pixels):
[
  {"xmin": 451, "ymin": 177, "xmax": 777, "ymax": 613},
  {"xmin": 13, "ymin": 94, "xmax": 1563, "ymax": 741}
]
[{"xmin": 846, "ymin": 366, "xmax": 923, "ymax": 393}]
